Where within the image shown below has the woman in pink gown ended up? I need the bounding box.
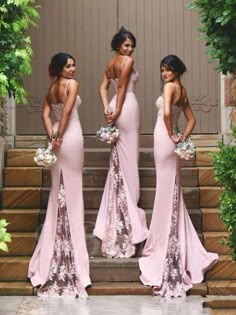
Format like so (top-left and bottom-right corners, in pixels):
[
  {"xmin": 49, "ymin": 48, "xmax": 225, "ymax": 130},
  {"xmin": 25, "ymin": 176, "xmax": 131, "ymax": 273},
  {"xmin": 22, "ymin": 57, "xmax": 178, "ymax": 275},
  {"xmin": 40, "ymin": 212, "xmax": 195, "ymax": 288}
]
[
  {"xmin": 93, "ymin": 27, "xmax": 148, "ymax": 258},
  {"xmin": 139, "ymin": 55, "xmax": 219, "ymax": 297},
  {"xmin": 28, "ymin": 53, "xmax": 91, "ymax": 298}
]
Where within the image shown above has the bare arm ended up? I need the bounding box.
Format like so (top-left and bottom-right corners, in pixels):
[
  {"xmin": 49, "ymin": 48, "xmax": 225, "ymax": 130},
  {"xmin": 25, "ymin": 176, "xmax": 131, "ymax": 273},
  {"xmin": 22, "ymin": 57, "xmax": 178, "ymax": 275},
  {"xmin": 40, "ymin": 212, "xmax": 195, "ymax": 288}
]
[
  {"xmin": 42, "ymin": 97, "xmax": 53, "ymax": 138},
  {"xmin": 99, "ymin": 71, "xmax": 110, "ymax": 115},
  {"xmin": 182, "ymin": 97, "xmax": 196, "ymax": 139},
  {"xmin": 107, "ymin": 57, "xmax": 134, "ymax": 124}
]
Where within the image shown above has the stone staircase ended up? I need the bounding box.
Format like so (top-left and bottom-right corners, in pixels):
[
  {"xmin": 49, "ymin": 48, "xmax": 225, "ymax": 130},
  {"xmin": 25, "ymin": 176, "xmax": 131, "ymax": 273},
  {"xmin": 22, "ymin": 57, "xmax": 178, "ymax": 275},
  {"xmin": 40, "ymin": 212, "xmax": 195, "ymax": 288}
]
[{"xmin": 0, "ymin": 134, "xmax": 234, "ymax": 296}]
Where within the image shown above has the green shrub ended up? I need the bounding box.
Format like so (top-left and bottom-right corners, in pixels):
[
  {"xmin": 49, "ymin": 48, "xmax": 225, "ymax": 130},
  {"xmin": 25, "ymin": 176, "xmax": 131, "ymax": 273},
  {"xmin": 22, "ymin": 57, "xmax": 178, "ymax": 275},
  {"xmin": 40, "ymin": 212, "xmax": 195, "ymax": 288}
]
[
  {"xmin": 0, "ymin": 219, "xmax": 11, "ymax": 252},
  {"xmin": 210, "ymin": 127, "xmax": 236, "ymax": 260},
  {"xmin": 187, "ymin": 0, "xmax": 236, "ymax": 74},
  {"xmin": 0, "ymin": 0, "xmax": 39, "ymax": 103}
]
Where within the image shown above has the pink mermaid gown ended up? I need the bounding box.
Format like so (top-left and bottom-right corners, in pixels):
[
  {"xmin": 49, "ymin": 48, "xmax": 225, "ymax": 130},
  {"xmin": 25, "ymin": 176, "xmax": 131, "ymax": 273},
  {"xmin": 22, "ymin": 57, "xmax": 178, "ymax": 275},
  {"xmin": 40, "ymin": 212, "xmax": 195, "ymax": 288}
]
[
  {"xmin": 93, "ymin": 70, "xmax": 148, "ymax": 258},
  {"xmin": 28, "ymin": 81, "xmax": 91, "ymax": 298},
  {"xmin": 139, "ymin": 96, "xmax": 219, "ymax": 297}
]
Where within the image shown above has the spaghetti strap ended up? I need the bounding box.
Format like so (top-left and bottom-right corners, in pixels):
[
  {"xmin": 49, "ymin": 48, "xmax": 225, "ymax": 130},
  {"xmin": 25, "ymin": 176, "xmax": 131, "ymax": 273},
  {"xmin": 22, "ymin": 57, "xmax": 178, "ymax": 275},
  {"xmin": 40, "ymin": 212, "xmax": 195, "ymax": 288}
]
[
  {"xmin": 121, "ymin": 57, "xmax": 128, "ymax": 69},
  {"xmin": 65, "ymin": 79, "xmax": 70, "ymax": 96}
]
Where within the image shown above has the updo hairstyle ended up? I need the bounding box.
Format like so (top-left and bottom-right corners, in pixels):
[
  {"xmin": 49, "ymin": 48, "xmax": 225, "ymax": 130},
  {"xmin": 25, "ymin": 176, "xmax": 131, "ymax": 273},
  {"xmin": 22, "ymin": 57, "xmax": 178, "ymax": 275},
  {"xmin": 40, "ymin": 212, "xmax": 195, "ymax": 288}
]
[
  {"xmin": 48, "ymin": 52, "xmax": 75, "ymax": 78},
  {"xmin": 160, "ymin": 55, "xmax": 187, "ymax": 77},
  {"xmin": 111, "ymin": 26, "xmax": 136, "ymax": 51}
]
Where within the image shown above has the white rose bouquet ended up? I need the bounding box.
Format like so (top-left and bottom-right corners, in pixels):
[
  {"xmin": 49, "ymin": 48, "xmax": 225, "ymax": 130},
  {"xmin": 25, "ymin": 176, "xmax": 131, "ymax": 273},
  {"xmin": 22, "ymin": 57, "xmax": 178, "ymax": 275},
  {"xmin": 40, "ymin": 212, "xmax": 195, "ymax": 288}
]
[
  {"xmin": 96, "ymin": 125, "xmax": 120, "ymax": 144},
  {"xmin": 34, "ymin": 142, "xmax": 57, "ymax": 167},
  {"xmin": 174, "ymin": 129, "xmax": 195, "ymax": 160}
]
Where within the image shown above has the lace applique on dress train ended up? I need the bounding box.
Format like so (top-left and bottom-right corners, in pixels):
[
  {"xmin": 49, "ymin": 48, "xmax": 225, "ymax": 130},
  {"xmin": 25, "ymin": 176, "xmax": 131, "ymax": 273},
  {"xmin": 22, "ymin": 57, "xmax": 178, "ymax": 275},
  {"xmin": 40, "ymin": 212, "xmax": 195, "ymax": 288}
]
[
  {"xmin": 38, "ymin": 174, "xmax": 87, "ymax": 298},
  {"xmin": 101, "ymin": 145, "xmax": 136, "ymax": 258},
  {"xmin": 153, "ymin": 183, "xmax": 191, "ymax": 297}
]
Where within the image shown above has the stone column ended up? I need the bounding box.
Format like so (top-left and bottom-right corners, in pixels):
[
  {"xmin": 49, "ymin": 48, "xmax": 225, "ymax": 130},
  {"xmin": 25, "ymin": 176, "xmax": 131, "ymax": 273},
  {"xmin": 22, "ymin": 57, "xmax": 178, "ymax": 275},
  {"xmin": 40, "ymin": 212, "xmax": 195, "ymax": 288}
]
[
  {"xmin": 221, "ymin": 72, "xmax": 236, "ymax": 144},
  {"xmin": 0, "ymin": 96, "xmax": 15, "ymax": 188}
]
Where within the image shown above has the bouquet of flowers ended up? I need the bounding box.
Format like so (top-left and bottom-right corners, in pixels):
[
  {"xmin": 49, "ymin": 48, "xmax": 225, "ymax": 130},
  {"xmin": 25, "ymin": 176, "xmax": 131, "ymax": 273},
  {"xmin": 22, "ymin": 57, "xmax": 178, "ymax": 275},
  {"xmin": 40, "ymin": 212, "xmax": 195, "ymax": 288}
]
[
  {"xmin": 34, "ymin": 142, "xmax": 57, "ymax": 167},
  {"xmin": 96, "ymin": 125, "xmax": 120, "ymax": 144},
  {"xmin": 174, "ymin": 129, "xmax": 195, "ymax": 160}
]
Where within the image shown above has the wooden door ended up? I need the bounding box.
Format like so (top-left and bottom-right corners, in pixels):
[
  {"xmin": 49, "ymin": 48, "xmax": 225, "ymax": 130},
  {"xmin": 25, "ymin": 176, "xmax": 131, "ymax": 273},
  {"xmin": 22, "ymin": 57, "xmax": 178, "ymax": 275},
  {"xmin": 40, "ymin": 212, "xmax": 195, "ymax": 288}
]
[{"xmin": 16, "ymin": 0, "xmax": 220, "ymax": 134}]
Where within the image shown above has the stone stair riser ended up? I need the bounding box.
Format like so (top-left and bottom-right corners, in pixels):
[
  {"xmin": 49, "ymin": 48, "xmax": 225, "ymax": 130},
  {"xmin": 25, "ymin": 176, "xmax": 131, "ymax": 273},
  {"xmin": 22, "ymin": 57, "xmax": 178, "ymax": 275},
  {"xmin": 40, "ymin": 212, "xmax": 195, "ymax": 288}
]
[
  {"xmin": 0, "ymin": 210, "xmax": 40, "ymax": 232},
  {"xmin": 4, "ymin": 168, "xmax": 42, "ymax": 187},
  {"xmin": 0, "ymin": 234, "xmax": 36, "ymax": 256},
  {"xmin": 207, "ymin": 281, "xmax": 236, "ymax": 295},
  {"xmin": 4, "ymin": 167, "xmax": 198, "ymax": 188},
  {"xmin": 203, "ymin": 232, "xmax": 231, "ymax": 255},
  {"xmin": 207, "ymin": 257, "xmax": 236, "ymax": 280},
  {"xmin": 40, "ymin": 187, "xmax": 200, "ymax": 210},
  {"xmin": 38, "ymin": 209, "xmax": 202, "ymax": 234},
  {"xmin": 6, "ymin": 150, "xmax": 201, "ymax": 168},
  {"xmin": 198, "ymin": 167, "xmax": 218, "ymax": 186},
  {"xmin": 14, "ymin": 135, "xmax": 222, "ymax": 149},
  {"xmin": 200, "ymin": 187, "xmax": 221, "ymax": 208},
  {"xmin": 202, "ymin": 209, "xmax": 226, "ymax": 232}
]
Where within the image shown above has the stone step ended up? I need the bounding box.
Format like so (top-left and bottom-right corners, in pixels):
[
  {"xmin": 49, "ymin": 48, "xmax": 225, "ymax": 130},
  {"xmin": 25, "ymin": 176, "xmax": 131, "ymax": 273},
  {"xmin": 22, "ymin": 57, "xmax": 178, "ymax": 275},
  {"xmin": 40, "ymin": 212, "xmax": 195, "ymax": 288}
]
[
  {"xmin": 0, "ymin": 257, "xmax": 29, "ymax": 281},
  {"xmin": 42, "ymin": 167, "xmax": 198, "ymax": 188},
  {"xmin": 203, "ymin": 232, "xmax": 230, "ymax": 255},
  {"xmin": 2, "ymin": 187, "xmax": 40, "ymax": 209},
  {"xmin": 0, "ymin": 282, "xmax": 33, "ymax": 296},
  {"xmin": 4, "ymin": 166, "xmax": 198, "ymax": 188},
  {"xmin": 206, "ymin": 255, "xmax": 236, "ymax": 280},
  {"xmin": 196, "ymin": 147, "xmax": 220, "ymax": 166},
  {"xmin": 202, "ymin": 208, "xmax": 226, "ymax": 232},
  {"xmin": 41, "ymin": 187, "xmax": 200, "ymax": 210},
  {"xmin": 38, "ymin": 208, "xmax": 202, "ymax": 234},
  {"xmin": 2, "ymin": 186, "xmax": 200, "ymax": 209},
  {"xmin": 4, "ymin": 167, "xmax": 42, "ymax": 187},
  {"xmin": 203, "ymin": 297, "xmax": 236, "ymax": 310},
  {"xmin": 0, "ymin": 233, "xmax": 36, "ymax": 256},
  {"xmin": 200, "ymin": 187, "xmax": 221, "ymax": 208},
  {"xmin": 0, "ymin": 281, "xmax": 207, "ymax": 296},
  {"xmin": 198, "ymin": 167, "xmax": 218, "ymax": 186},
  {"xmin": 89, "ymin": 258, "xmax": 140, "ymax": 282},
  {"xmin": 2, "ymin": 255, "xmax": 234, "ymax": 287},
  {"xmin": 0, "ymin": 257, "xmax": 141, "ymax": 282},
  {"xmin": 7, "ymin": 148, "xmax": 218, "ymax": 168},
  {"xmin": 208, "ymin": 280, "xmax": 236, "ymax": 295},
  {"xmin": 14, "ymin": 134, "xmax": 222, "ymax": 149},
  {"xmin": 0, "ymin": 210, "xmax": 40, "ymax": 232},
  {"xmin": 211, "ymin": 310, "xmax": 236, "ymax": 315}
]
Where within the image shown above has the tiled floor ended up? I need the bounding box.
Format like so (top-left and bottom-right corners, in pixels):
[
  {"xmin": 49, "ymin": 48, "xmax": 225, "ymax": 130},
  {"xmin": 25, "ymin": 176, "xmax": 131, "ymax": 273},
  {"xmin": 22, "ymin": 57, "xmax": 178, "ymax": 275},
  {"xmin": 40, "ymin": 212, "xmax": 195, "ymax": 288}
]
[{"xmin": 0, "ymin": 296, "xmax": 212, "ymax": 315}]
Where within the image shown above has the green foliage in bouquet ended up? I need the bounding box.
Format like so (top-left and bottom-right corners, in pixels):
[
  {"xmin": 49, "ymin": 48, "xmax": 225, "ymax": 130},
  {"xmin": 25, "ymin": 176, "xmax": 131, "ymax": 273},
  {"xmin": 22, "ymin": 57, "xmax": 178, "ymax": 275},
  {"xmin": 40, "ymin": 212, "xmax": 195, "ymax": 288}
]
[
  {"xmin": 0, "ymin": 0, "xmax": 39, "ymax": 103},
  {"xmin": 0, "ymin": 219, "xmax": 11, "ymax": 252},
  {"xmin": 210, "ymin": 127, "xmax": 236, "ymax": 260},
  {"xmin": 187, "ymin": 0, "xmax": 236, "ymax": 74}
]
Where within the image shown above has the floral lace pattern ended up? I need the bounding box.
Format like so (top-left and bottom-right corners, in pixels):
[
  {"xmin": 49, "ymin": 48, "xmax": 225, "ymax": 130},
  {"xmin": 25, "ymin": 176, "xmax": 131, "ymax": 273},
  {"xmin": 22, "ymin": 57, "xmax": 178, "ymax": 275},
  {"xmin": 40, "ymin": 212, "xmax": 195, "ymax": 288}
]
[
  {"xmin": 38, "ymin": 174, "xmax": 87, "ymax": 298},
  {"xmin": 101, "ymin": 145, "xmax": 135, "ymax": 258},
  {"xmin": 153, "ymin": 183, "xmax": 188, "ymax": 297}
]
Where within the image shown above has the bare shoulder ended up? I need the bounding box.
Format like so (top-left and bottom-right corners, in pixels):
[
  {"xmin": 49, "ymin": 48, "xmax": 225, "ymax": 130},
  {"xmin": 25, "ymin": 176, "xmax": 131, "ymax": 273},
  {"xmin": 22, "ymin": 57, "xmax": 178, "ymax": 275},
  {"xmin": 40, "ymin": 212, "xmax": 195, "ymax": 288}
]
[
  {"xmin": 68, "ymin": 79, "xmax": 79, "ymax": 88},
  {"xmin": 163, "ymin": 82, "xmax": 176, "ymax": 93},
  {"xmin": 122, "ymin": 56, "xmax": 134, "ymax": 67}
]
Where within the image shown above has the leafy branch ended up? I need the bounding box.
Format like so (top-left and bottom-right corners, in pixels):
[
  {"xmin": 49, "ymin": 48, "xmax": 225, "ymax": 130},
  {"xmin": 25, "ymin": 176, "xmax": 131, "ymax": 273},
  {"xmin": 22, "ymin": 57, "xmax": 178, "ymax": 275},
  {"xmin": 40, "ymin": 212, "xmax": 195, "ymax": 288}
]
[
  {"xmin": 187, "ymin": 0, "xmax": 236, "ymax": 74},
  {"xmin": 0, "ymin": 0, "xmax": 40, "ymax": 103}
]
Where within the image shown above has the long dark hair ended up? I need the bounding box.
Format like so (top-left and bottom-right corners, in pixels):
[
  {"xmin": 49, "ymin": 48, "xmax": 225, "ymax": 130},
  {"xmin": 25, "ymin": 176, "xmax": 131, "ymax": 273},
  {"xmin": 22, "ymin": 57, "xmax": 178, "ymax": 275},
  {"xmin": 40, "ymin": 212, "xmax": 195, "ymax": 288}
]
[
  {"xmin": 160, "ymin": 55, "xmax": 186, "ymax": 77},
  {"xmin": 111, "ymin": 26, "xmax": 136, "ymax": 51},
  {"xmin": 48, "ymin": 52, "xmax": 75, "ymax": 78}
]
